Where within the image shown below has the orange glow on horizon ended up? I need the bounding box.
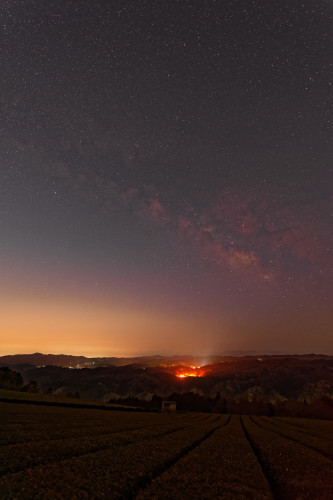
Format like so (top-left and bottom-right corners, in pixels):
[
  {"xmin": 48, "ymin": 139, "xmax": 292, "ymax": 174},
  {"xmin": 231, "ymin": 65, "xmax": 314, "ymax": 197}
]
[{"xmin": 0, "ymin": 294, "xmax": 219, "ymax": 357}]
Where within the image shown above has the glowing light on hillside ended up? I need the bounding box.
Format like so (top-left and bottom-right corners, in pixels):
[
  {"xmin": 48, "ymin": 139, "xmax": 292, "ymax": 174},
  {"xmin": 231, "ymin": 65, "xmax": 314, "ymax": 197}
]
[{"xmin": 175, "ymin": 366, "xmax": 207, "ymax": 378}]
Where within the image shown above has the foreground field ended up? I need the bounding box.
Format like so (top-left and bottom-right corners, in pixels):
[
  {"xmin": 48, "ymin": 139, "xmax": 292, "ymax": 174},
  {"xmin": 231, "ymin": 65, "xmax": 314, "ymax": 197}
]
[{"xmin": 0, "ymin": 402, "xmax": 332, "ymax": 499}]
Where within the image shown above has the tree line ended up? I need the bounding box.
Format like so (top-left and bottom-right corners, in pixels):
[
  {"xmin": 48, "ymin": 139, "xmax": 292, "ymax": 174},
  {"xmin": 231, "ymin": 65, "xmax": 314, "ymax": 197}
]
[{"xmin": 110, "ymin": 391, "xmax": 333, "ymax": 419}]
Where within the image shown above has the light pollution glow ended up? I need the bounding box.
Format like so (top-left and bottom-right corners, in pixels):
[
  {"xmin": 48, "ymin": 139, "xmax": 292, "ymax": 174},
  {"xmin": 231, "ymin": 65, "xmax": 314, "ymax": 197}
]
[
  {"xmin": 0, "ymin": 293, "xmax": 222, "ymax": 357},
  {"xmin": 1, "ymin": 256, "xmax": 332, "ymax": 357},
  {"xmin": 1, "ymin": 283, "xmax": 332, "ymax": 356}
]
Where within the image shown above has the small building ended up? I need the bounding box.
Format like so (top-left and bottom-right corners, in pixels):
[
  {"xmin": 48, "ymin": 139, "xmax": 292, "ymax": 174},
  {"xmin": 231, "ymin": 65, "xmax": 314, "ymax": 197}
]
[{"xmin": 162, "ymin": 400, "xmax": 176, "ymax": 413}]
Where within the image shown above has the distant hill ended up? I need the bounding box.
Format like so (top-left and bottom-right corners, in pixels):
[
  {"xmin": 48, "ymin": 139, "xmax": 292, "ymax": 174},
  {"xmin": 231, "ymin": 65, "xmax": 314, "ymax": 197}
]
[
  {"xmin": 1, "ymin": 352, "xmax": 331, "ymax": 369},
  {"xmin": 0, "ymin": 353, "xmax": 94, "ymax": 368},
  {"xmin": 0, "ymin": 352, "xmax": 176, "ymax": 368},
  {"xmin": 220, "ymin": 350, "xmax": 286, "ymax": 356},
  {"xmin": 1, "ymin": 354, "xmax": 332, "ymax": 407}
]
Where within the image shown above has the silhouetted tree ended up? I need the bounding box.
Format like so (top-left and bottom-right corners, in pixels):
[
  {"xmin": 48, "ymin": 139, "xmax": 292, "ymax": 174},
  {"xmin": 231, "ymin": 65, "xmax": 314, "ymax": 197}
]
[{"xmin": 0, "ymin": 367, "xmax": 24, "ymax": 390}]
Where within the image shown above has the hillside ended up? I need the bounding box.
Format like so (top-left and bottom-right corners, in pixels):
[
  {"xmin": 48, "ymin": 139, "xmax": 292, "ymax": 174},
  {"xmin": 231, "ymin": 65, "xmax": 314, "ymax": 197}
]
[
  {"xmin": 1, "ymin": 352, "xmax": 331, "ymax": 369},
  {"xmin": 2, "ymin": 355, "xmax": 332, "ymax": 410}
]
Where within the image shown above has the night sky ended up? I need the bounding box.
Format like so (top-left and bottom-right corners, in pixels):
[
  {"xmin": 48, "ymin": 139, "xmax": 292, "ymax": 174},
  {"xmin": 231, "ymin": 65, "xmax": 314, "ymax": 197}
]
[{"xmin": 1, "ymin": 0, "xmax": 332, "ymax": 356}]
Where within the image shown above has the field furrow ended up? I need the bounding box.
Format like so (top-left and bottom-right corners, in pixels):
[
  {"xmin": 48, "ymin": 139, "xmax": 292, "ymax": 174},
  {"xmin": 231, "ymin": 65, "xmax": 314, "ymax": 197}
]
[
  {"xmin": 1, "ymin": 402, "xmax": 332, "ymax": 499},
  {"xmin": 256, "ymin": 416, "xmax": 333, "ymax": 460},
  {"xmin": 0, "ymin": 418, "xmax": 185, "ymax": 447},
  {"xmin": 274, "ymin": 417, "xmax": 333, "ymax": 442},
  {"xmin": 0, "ymin": 403, "xmax": 201, "ymax": 446},
  {"xmin": 0, "ymin": 416, "xmax": 221, "ymax": 499},
  {"xmin": 137, "ymin": 416, "xmax": 273, "ymax": 500},
  {"xmin": 242, "ymin": 415, "xmax": 333, "ymax": 500},
  {"xmin": 0, "ymin": 419, "xmax": 213, "ymax": 477}
]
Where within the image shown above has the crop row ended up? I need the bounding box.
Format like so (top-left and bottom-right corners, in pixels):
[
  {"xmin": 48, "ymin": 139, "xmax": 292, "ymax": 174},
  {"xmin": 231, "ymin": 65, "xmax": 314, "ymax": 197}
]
[
  {"xmin": 0, "ymin": 403, "xmax": 200, "ymax": 446},
  {"xmin": 137, "ymin": 415, "xmax": 272, "ymax": 499},
  {"xmin": 257, "ymin": 416, "xmax": 333, "ymax": 459},
  {"xmin": 137, "ymin": 416, "xmax": 333, "ymax": 500},
  {"xmin": 1, "ymin": 403, "xmax": 332, "ymax": 499},
  {"xmin": 274, "ymin": 416, "xmax": 333, "ymax": 441},
  {"xmin": 242, "ymin": 416, "xmax": 333, "ymax": 499},
  {"xmin": 0, "ymin": 416, "xmax": 192, "ymax": 447},
  {"xmin": 0, "ymin": 413, "xmax": 225, "ymax": 499},
  {"xmin": 0, "ymin": 416, "xmax": 222, "ymax": 477}
]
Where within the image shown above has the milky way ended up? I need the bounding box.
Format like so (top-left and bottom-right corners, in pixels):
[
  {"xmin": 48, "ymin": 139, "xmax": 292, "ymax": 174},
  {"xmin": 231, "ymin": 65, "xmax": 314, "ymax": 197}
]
[{"xmin": 0, "ymin": 1, "xmax": 332, "ymax": 355}]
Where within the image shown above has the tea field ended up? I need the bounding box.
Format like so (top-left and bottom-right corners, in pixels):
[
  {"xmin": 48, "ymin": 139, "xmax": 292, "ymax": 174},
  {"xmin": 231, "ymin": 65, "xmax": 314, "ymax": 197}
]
[{"xmin": 0, "ymin": 402, "xmax": 332, "ymax": 499}]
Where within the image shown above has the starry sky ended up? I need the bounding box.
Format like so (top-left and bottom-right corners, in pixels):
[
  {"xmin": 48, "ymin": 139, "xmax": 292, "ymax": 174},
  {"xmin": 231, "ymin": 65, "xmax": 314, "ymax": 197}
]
[{"xmin": 0, "ymin": 0, "xmax": 332, "ymax": 356}]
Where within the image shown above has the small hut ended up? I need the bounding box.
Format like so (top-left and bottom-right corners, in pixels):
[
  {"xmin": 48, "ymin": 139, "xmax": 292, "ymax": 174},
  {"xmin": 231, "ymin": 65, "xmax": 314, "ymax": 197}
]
[{"xmin": 162, "ymin": 400, "xmax": 176, "ymax": 413}]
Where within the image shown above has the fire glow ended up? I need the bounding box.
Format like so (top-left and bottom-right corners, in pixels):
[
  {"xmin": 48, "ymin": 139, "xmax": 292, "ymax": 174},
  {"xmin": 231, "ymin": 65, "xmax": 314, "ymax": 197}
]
[{"xmin": 175, "ymin": 366, "xmax": 206, "ymax": 378}]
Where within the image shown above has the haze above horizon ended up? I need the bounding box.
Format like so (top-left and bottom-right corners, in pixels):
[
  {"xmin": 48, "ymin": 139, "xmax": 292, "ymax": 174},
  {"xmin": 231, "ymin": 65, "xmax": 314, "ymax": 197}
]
[{"xmin": 0, "ymin": 1, "xmax": 332, "ymax": 356}]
